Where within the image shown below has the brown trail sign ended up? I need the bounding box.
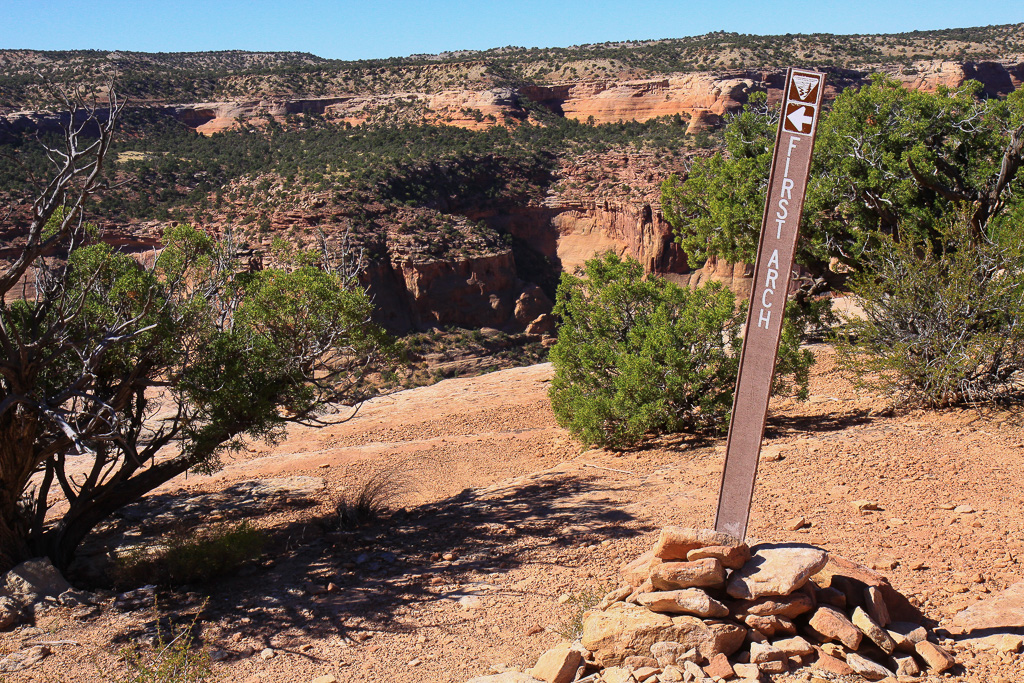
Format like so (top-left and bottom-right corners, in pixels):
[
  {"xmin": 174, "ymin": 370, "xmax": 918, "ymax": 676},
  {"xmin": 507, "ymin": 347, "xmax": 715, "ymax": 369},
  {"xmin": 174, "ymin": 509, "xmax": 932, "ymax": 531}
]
[{"xmin": 714, "ymin": 68, "xmax": 826, "ymax": 541}]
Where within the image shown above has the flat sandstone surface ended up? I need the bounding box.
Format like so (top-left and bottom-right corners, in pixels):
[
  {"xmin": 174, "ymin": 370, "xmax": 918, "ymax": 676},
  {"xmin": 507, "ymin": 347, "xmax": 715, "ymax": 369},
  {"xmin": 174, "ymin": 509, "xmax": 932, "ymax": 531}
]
[{"xmin": 4, "ymin": 346, "xmax": 1024, "ymax": 682}]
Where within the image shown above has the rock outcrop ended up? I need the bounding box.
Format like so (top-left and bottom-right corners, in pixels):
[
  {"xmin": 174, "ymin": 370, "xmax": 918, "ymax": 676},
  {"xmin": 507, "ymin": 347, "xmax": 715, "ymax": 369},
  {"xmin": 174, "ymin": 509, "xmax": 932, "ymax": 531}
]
[{"xmin": 484, "ymin": 528, "xmax": 959, "ymax": 683}]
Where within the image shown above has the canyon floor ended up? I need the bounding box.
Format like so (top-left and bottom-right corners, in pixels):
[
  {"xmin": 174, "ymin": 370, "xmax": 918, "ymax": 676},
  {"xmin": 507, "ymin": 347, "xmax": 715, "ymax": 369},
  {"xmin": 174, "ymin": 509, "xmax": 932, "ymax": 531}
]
[{"xmin": 4, "ymin": 345, "xmax": 1024, "ymax": 683}]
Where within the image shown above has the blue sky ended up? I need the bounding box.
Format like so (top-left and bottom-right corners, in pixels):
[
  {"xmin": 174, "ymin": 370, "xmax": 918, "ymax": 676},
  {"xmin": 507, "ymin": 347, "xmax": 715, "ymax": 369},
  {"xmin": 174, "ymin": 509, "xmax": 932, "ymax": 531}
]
[{"xmin": 1, "ymin": 1, "xmax": 1020, "ymax": 60}]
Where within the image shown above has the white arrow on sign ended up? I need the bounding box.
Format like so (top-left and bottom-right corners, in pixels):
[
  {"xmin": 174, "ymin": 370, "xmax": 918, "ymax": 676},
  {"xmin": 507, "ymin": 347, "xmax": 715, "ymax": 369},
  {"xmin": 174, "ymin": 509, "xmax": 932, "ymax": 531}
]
[{"xmin": 786, "ymin": 105, "xmax": 814, "ymax": 133}]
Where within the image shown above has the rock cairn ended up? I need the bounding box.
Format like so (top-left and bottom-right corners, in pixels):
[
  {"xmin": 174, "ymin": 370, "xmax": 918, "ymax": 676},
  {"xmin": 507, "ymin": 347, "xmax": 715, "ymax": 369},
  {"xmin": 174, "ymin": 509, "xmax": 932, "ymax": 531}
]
[{"xmin": 502, "ymin": 528, "xmax": 959, "ymax": 683}]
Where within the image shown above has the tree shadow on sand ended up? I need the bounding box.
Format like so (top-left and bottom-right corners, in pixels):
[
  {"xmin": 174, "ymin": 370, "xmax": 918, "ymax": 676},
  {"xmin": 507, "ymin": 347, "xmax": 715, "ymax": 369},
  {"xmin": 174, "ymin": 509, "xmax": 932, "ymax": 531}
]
[{"xmin": 97, "ymin": 470, "xmax": 654, "ymax": 659}]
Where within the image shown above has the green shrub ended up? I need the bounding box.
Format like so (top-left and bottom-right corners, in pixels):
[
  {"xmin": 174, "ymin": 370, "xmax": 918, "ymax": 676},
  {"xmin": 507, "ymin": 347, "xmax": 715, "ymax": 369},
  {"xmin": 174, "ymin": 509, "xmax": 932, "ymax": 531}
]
[
  {"xmin": 112, "ymin": 602, "xmax": 212, "ymax": 683},
  {"xmin": 836, "ymin": 214, "xmax": 1024, "ymax": 407},
  {"xmin": 549, "ymin": 253, "xmax": 812, "ymax": 448},
  {"xmin": 115, "ymin": 522, "xmax": 265, "ymax": 587}
]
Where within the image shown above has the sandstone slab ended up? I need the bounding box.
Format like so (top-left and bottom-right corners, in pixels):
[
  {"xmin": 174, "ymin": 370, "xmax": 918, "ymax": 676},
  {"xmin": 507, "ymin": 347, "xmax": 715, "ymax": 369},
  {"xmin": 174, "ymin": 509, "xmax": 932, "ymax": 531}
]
[
  {"xmin": 749, "ymin": 641, "xmax": 786, "ymax": 663},
  {"xmin": 851, "ymin": 606, "xmax": 897, "ymax": 654},
  {"xmin": 894, "ymin": 653, "xmax": 922, "ymax": 676},
  {"xmin": 703, "ymin": 652, "xmax": 733, "ymax": 679},
  {"xmin": 528, "ymin": 643, "xmax": 582, "ymax": 683},
  {"xmin": 806, "ymin": 605, "xmax": 863, "ymax": 650},
  {"xmin": 582, "ymin": 603, "xmax": 742, "ymax": 666},
  {"xmin": 726, "ymin": 544, "xmax": 828, "ymax": 599},
  {"xmin": 915, "ymin": 640, "xmax": 956, "ymax": 672},
  {"xmin": 811, "ymin": 650, "xmax": 854, "ymax": 676},
  {"xmin": 687, "ymin": 543, "xmax": 751, "ymax": 570},
  {"xmin": 736, "ymin": 591, "xmax": 814, "ymax": 619},
  {"xmin": 845, "ymin": 652, "xmax": 894, "ymax": 680},
  {"xmin": 621, "ymin": 551, "xmax": 661, "ymax": 588},
  {"xmin": 650, "ymin": 558, "xmax": 725, "ymax": 591},
  {"xmin": 637, "ymin": 588, "xmax": 729, "ymax": 617},
  {"xmin": 886, "ymin": 621, "xmax": 928, "ymax": 653},
  {"xmin": 743, "ymin": 614, "xmax": 796, "ymax": 638},
  {"xmin": 772, "ymin": 635, "xmax": 815, "ymax": 657},
  {"xmin": 949, "ymin": 581, "xmax": 1024, "ymax": 634},
  {"xmin": 812, "ymin": 554, "xmax": 922, "ymax": 623},
  {"xmin": 652, "ymin": 527, "xmax": 742, "ymax": 561}
]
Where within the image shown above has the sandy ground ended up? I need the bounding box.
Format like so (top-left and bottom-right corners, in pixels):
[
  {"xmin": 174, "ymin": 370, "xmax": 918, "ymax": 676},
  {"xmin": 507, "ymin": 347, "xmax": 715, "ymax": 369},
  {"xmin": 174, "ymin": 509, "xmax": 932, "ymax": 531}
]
[{"xmin": 3, "ymin": 344, "xmax": 1024, "ymax": 683}]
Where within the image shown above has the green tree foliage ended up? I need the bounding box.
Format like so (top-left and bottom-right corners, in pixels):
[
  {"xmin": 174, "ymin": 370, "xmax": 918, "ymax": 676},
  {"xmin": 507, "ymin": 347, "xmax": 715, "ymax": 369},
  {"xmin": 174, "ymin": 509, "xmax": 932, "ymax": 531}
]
[
  {"xmin": 548, "ymin": 253, "xmax": 811, "ymax": 448},
  {"xmin": 0, "ymin": 97, "xmax": 394, "ymax": 572},
  {"xmin": 837, "ymin": 212, "xmax": 1024, "ymax": 407},
  {"xmin": 661, "ymin": 92, "xmax": 775, "ymax": 266},
  {"xmin": 662, "ymin": 77, "xmax": 1024, "ymax": 278},
  {"xmin": 1, "ymin": 219, "xmax": 391, "ymax": 572}
]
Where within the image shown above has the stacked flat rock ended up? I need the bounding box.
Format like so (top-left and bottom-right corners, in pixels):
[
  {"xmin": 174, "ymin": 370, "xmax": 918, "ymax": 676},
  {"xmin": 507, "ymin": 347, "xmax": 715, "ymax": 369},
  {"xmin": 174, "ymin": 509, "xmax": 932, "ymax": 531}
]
[{"xmin": 482, "ymin": 528, "xmax": 956, "ymax": 683}]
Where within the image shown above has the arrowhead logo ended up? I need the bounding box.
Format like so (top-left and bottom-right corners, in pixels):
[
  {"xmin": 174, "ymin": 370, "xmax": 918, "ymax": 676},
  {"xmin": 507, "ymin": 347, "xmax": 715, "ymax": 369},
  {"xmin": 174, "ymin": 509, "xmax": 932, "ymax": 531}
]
[
  {"xmin": 784, "ymin": 103, "xmax": 815, "ymax": 134},
  {"xmin": 791, "ymin": 74, "xmax": 820, "ymax": 102}
]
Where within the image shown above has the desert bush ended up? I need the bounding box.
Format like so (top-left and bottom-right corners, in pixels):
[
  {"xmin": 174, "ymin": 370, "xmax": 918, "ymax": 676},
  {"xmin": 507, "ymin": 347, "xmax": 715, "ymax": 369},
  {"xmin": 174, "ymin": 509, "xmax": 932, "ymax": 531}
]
[
  {"xmin": 114, "ymin": 522, "xmax": 265, "ymax": 587},
  {"xmin": 836, "ymin": 214, "xmax": 1024, "ymax": 407},
  {"xmin": 112, "ymin": 602, "xmax": 212, "ymax": 683},
  {"xmin": 549, "ymin": 253, "xmax": 811, "ymax": 448},
  {"xmin": 335, "ymin": 469, "xmax": 404, "ymax": 528}
]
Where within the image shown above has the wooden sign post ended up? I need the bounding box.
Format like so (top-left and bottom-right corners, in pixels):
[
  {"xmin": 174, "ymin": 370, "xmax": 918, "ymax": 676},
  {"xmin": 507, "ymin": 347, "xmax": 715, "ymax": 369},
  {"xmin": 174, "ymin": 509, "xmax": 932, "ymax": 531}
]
[{"xmin": 714, "ymin": 68, "xmax": 826, "ymax": 541}]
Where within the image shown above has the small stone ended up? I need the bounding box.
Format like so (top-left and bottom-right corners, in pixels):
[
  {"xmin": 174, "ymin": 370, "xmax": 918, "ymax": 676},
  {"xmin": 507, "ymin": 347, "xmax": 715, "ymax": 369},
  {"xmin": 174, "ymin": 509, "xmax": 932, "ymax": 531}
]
[
  {"xmin": 596, "ymin": 668, "xmax": 632, "ymax": 683},
  {"xmin": 726, "ymin": 544, "xmax": 828, "ymax": 600},
  {"xmin": 687, "ymin": 544, "xmax": 751, "ymax": 570},
  {"xmin": 260, "ymin": 647, "xmax": 275, "ymax": 659},
  {"xmin": 845, "ymin": 652, "xmax": 895, "ymax": 680},
  {"xmin": 811, "ymin": 652, "xmax": 854, "ymax": 676},
  {"xmin": 650, "ymin": 559, "xmax": 725, "ymax": 591},
  {"xmin": 637, "ymin": 589, "xmax": 729, "ymax": 618},
  {"xmin": 210, "ymin": 649, "xmax": 231, "ymax": 662},
  {"xmin": 557, "ymin": 594, "xmax": 571, "ymax": 604},
  {"xmin": 653, "ymin": 527, "xmax": 742, "ymax": 561},
  {"xmin": 732, "ymin": 662, "xmax": 761, "ymax": 679},
  {"xmin": 622, "ymin": 655, "xmax": 659, "ymax": 669},
  {"xmin": 660, "ymin": 665, "xmax": 684, "ymax": 682},
  {"xmin": 460, "ymin": 596, "xmax": 484, "ymax": 610},
  {"xmin": 851, "ymin": 606, "xmax": 897, "ymax": 654},
  {"xmin": 870, "ymin": 557, "xmax": 899, "ymax": 571},
  {"xmin": 682, "ymin": 661, "xmax": 705, "ymax": 679},
  {"xmin": 743, "ymin": 614, "xmax": 796, "ymax": 638},
  {"xmin": 893, "ymin": 653, "xmax": 921, "ymax": 677},
  {"xmin": 621, "ymin": 551, "xmax": 661, "ymax": 588},
  {"xmin": 756, "ymin": 659, "xmax": 787, "ymax": 674},
  {"xmin": 703, "ymin": 652, "xmax": 733, "ymax": 679},
  {"xmin": 806, "ymin": 605, "xmax": 863, "ymax": 650},
  {"xmin": 749, "ymin": 642, "xmax": 786, "ymax": 663},
  {"xmin": 886, "ymin": 622, "xmax": 928, "ymax": 653},
  {"xmin": 737, "ymin": 592, "xmax": 815, "ymax": 619},
  {"xmin": 598, "ymin": 585, "xmax": 634, "ymax": 609},
  {"xmin": 633, "ymin": 665, "xmax": 660, "ymax": 682},
  {"xmin": 772, "ymin": 635, "xmax": 814, "ymax": 657},
  {"xmin": 442, "ymin": 552, "xmax": 456, "ymax": 561},
  {"xmin": 304, "ymin": 582, "xmax": 327, "ymax": 595},
  {"xmin": 914, "ymin": 641, "xmax": 955, "ymax": 672},
  {"xmin": 853, "ymin": 499, "xmax": 879, "ymax": 512},
  {"xmin": 938, "ymin": 503, "xmax": 956, "ymax": 510},
  {"xmin": 786, "ymin": 516, "xmax": 807, "ymax": 531},
  {"xmin": 819, "ymin": 642, "xmax": 845, "ymax": 658},
  {"xmin": 953, "ymin": 505, "xmax": 975, "ymax": 514},
  {"xmin": 529, "ymin": 643, "xmax": 582, "ymax": 683}
]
